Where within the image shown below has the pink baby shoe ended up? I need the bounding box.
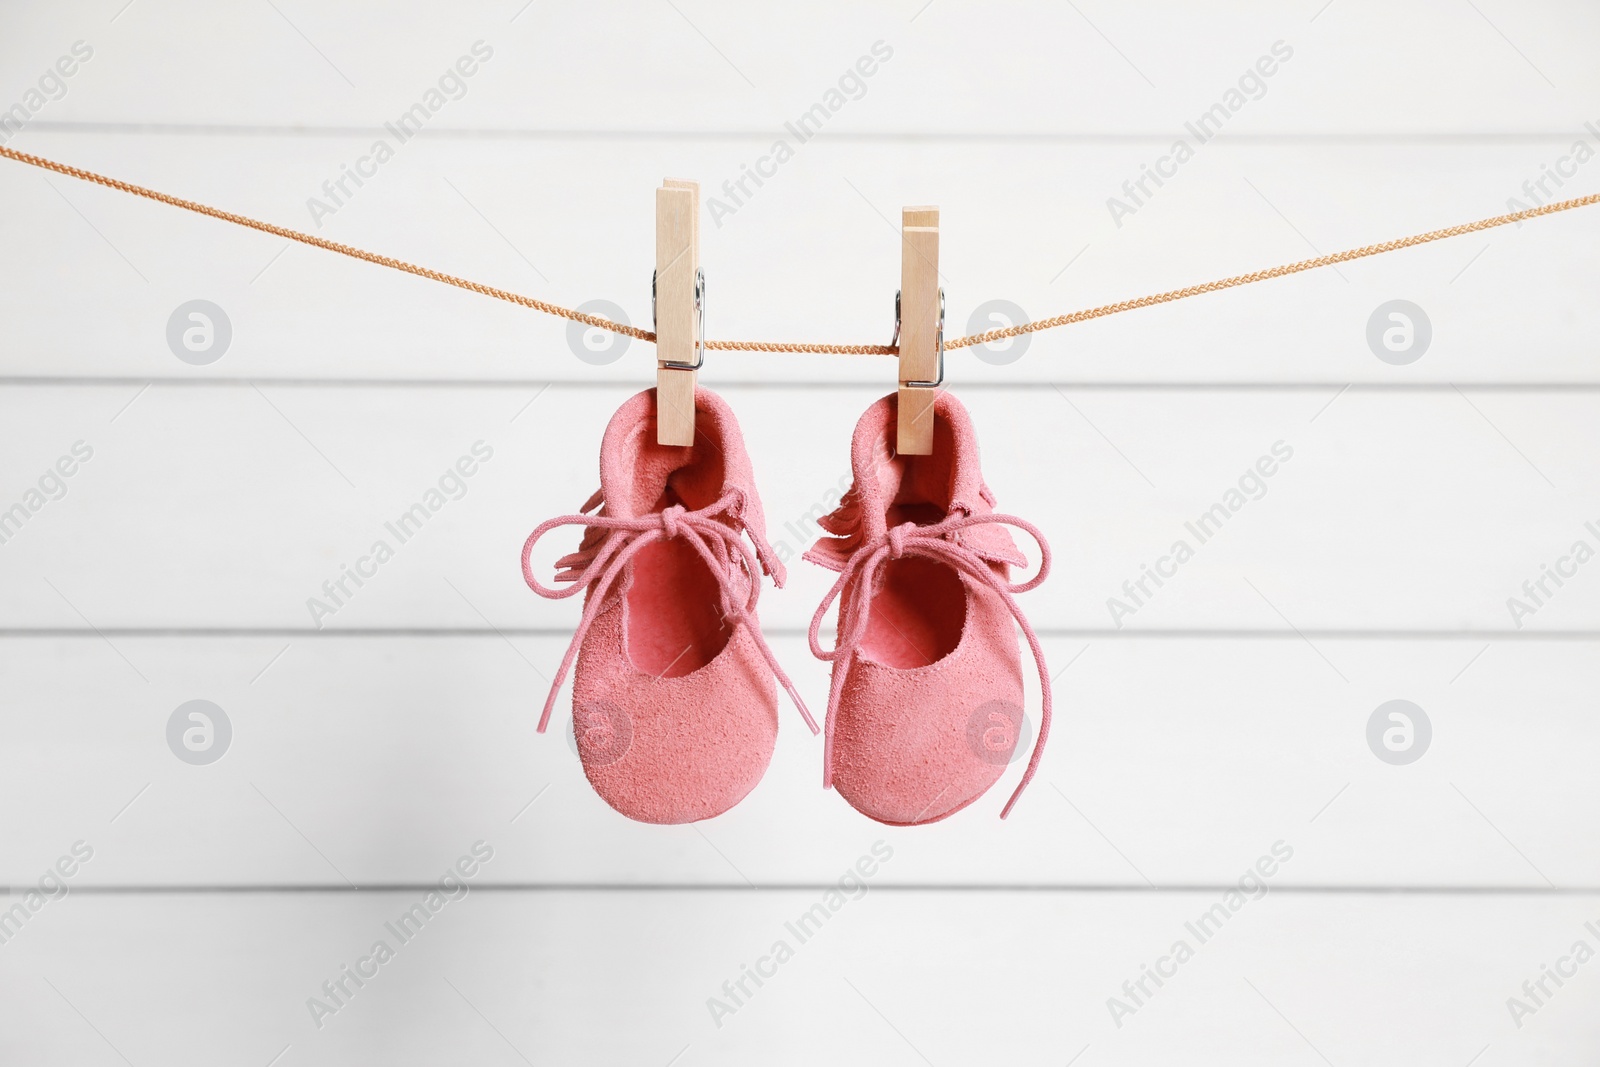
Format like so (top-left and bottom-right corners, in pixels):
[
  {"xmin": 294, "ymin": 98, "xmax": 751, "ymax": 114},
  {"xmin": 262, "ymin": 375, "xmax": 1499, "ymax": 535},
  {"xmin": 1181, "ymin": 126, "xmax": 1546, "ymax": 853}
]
[
  {"xmin": 806, "ymin": 391, "xmax": 1052, "ymax": 824},
  {"xmin": 522, "ymin": 387, "xmax": 815, "ymax": 824}
]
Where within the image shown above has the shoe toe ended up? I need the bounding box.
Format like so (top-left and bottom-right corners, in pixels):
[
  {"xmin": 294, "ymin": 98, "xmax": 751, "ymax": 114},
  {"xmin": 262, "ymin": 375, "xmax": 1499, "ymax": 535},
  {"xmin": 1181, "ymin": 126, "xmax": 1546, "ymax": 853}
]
[
  {"xmin": 830, "ymin": 595, "xmax": 1025, "ymax": 825},
  {"xmin": 573, "ymin": 615, "xmax": 778, "ymax": 824}
]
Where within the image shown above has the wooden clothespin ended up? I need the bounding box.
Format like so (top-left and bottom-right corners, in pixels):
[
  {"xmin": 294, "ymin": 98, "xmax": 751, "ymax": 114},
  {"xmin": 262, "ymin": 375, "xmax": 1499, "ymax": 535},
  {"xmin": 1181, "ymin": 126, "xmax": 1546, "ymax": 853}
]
[
  {"xmin": 896, "ymin": 206, "xmax": 943, "ymax": 455},
  {"xmin": 654, "ymin": 178, "xmax": 702, "ymax": 446}
]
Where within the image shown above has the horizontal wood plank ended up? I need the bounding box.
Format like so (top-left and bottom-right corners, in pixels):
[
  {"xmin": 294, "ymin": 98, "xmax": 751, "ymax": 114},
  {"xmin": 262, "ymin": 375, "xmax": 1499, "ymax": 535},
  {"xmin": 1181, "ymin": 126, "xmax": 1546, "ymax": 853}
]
[
  {"xmin": 0, "ymin": 888, "xmax": 1594, "ymax": 1064},
  {"xmin": 0, "ymin": 383, "xmax": 1594, "ymax": 632},
  {"xmin": 0, "ymin": 135, "xmax": 1597, "ymax": 383},
  {"xmin": 1, "ymin": 634, "xmax": 1594, "ymax": 888},
  {"xmin": 2, "ymin": 1, "xmax": 1597, "ymax": 134}
]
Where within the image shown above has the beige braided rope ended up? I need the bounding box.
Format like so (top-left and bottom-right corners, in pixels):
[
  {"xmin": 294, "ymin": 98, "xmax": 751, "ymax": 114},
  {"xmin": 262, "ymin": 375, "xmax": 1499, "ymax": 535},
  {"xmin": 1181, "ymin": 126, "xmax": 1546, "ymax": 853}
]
[
  {"xmin": 947, "ymin": 191, "xmax": 1600, "ymax": 351},
  {"xmin": 3, "ymin": 143, "xmax": 1595, "ymax": 356},
  {"xmin": 703, "ymin": 338, "xmax": 897, "ymax": 354},
  {"xmin": 0, "ymin": 144, "xmax": 656, "ymax": 342}
]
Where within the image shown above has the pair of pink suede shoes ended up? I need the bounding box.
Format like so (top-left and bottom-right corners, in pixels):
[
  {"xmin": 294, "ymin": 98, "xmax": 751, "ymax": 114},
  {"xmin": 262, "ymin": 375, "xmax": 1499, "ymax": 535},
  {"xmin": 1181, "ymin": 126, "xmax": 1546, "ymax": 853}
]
[{"xmin": 521, "ymin": 387, "xmax": 1052, "ymax": 826}]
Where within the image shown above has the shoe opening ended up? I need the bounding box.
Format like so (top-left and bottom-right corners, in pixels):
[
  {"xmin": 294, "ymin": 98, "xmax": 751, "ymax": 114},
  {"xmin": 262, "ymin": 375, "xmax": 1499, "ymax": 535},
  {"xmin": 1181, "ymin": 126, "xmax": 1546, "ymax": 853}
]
[
  {"xmin": 855, "ymin": 408, "xmax": 968, "ymax": 668},
  {"xmin": 883, "ymin": 406, "xmax": 958, "ymax": 528},
  {"xmin": 859, "ymin": 555, "xmax": 967, "ymax": 669},
  {"xmin": 625, "ymin": 471, "xmax": 736, "ymax": 678}
]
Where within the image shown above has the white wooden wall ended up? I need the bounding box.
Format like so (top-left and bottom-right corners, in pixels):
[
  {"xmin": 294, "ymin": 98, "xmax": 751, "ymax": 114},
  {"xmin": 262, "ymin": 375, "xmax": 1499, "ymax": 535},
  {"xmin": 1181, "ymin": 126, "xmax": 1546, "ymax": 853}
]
[{"xmin": 2, "ymin": 1, "xmax": 1598, "ymax": 1063}]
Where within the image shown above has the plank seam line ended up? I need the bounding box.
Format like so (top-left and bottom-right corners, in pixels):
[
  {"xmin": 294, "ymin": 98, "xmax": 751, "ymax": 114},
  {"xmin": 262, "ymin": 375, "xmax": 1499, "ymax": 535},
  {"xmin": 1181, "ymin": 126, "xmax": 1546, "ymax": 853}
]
[
  {"xmin": 20, "ymin": 122, "xmax": 1595, "ymax": 145},
  {"xmin": 0, "ymin": 628, "xmax": 1594, "ymax": 640},
  {"xmin": 6, "ymin": 379, "xmax": 1600, "ymax": 392},
  {"xmin": 23, "ymin": 884, "xmax": 1600, "ymax": 895}
]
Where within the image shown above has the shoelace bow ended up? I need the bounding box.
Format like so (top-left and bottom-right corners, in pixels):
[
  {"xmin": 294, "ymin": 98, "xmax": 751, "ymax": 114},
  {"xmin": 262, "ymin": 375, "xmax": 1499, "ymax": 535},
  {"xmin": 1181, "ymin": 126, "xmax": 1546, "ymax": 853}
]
[
  {"xmin": 808, "ymin": 512, "xmax": 1053, "ymax": 819},
  {"xmin": 522, "ymin": 488, "xmax": 818, "ymax": 736}
]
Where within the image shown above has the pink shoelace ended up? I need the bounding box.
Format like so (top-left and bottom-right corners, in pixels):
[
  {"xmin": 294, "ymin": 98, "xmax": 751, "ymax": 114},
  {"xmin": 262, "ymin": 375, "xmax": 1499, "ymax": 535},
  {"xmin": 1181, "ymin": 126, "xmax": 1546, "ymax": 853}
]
[
  {"xmin": 522, "ymin": 488, "xmax": 818, "ymax": 736},
  {"xmin": 807, "ymin": 512, "xmax": 1053, "ymax": 819}
]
